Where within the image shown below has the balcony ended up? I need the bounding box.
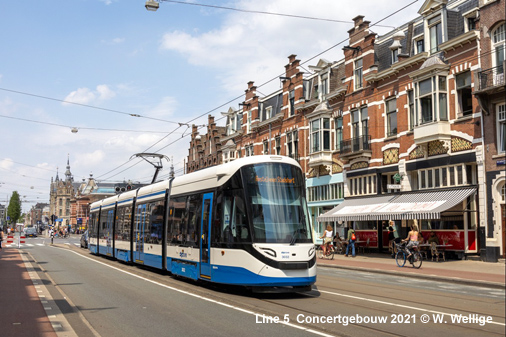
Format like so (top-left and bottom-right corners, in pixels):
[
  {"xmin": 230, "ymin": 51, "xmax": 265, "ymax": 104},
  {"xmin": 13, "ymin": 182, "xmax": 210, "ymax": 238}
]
[
  {"xmin": 413, "ymin": 120, "xmax": 451, "ymax": 145},
  {"xmin": 475, "ymin": 64, "xmax": 505, "ymax": 95},
  {"xmin": 308, "ymin": 150, "xmax": 332, "ymax": 168},
  {"xmin": 339, "ymin": 135, "xmax": 372, "ymax": 159}
]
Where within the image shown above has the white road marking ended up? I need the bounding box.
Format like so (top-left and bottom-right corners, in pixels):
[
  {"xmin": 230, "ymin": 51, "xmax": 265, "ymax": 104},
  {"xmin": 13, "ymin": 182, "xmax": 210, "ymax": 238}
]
[
  {"xmin": 53, "ymin": 246, "xmax": 335, "ymax": 337},
  {"xmin": 318, "ymin": 289, "xmax": 505, "ymax": 326}
]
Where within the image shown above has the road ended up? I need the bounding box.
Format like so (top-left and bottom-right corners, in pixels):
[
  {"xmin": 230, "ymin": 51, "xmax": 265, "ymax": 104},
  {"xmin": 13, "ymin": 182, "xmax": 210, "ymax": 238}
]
[{"xmin": 18, "ymin": 235, "xmax": 506, "ymax": 337}]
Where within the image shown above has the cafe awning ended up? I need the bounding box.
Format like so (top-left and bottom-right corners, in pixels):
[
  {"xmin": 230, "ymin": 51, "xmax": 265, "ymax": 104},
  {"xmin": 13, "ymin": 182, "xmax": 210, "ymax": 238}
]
[{"xmin": 317, "ymin": 187, "xmax": 477, "ymax": 222}]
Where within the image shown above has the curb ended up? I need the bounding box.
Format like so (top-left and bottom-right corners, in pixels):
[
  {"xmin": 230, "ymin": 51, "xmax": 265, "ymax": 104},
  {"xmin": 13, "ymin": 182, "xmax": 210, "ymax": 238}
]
[{"xmin": 318, "ymin": 262, "xmax": 505, "ymax": 290}]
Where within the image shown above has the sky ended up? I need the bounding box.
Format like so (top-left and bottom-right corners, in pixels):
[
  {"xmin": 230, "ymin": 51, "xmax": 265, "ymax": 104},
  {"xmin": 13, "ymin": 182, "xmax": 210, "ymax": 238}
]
[{"xmin": 0, "ymin": 0, "xmax": 422, "ymax": 212}]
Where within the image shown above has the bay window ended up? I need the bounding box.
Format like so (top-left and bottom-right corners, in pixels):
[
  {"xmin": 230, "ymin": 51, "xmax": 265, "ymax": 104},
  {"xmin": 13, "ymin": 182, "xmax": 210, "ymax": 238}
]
[{"xmin": 310, "ymin": 118, "xmax": 330, "ymax": 153}]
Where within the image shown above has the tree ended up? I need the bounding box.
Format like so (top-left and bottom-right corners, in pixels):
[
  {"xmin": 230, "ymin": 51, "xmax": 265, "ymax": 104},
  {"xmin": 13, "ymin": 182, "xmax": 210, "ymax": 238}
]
[{"xmin": 7, "ymin": 191, "xmax": 22, "ymax": 226}]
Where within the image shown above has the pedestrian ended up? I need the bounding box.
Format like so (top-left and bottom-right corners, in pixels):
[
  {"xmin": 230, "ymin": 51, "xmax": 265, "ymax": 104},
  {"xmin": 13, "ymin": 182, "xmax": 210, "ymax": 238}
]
[
  {"xmin": 345, "ymin": 225, "xmax": 356, "ymax": 257},
  {"xmin": 319, "ymin": 225, "xmax": 333, "ymax": 257},
  {"xmin": 0, "ymin": 230, "xmax": 4, "ymax": 250}
]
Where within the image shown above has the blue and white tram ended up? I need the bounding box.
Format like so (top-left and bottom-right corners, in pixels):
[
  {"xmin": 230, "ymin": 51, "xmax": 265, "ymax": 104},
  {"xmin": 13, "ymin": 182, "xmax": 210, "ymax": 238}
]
[{"xmin": 89, "ymin": 155, "xmax": 316, "ymax": 291}]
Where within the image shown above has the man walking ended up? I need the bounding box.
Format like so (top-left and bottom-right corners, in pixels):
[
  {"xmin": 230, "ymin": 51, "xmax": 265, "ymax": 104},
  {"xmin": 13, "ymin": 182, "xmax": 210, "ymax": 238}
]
[{"xmin": 345, "ymin": 225, "xmax": 356, "ymax": 257}]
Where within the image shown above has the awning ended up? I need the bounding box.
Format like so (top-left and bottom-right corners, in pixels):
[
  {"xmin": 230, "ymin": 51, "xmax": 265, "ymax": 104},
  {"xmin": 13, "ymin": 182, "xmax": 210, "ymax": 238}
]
[{"xmin": 317, "ymin": 187, "xmax": 477, "ymax": 222}]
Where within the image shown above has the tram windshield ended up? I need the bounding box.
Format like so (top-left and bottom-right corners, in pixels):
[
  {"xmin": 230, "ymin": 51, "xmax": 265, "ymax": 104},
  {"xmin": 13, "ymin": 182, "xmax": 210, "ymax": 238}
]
[{"xmin": 242, "ymin": 163, "xmax": 312, "ymax": 244}]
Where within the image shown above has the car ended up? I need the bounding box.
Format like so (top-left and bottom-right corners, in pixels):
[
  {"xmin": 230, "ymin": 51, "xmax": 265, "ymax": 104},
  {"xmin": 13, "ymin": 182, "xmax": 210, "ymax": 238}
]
[
  {"xmin": 80, "ymin": 230, "xmax": 88, "ymax": 248},
  {"xmin": 25, "ymin": 227, "xmax": 38, "ymax": 237}
]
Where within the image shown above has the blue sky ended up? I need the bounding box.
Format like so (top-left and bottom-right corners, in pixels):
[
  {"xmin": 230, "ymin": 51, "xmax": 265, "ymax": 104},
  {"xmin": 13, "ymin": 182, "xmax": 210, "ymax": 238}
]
[{"xmin": 0, "ymin": 0, "xmax": 421, "ymax": 212}]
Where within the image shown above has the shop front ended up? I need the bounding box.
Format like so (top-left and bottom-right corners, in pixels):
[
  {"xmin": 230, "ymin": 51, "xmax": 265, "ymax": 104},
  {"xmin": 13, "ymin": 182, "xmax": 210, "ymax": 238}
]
[{"xmin": 317, "ymin": 186, "xmax": 478, "ymax": 257}]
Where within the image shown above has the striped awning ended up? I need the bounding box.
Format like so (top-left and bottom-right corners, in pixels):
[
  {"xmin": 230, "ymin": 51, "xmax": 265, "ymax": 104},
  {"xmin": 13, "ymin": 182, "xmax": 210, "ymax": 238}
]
[{"xmin": 317, "ymin": 187, "xmax": 477, "ymax": 222}]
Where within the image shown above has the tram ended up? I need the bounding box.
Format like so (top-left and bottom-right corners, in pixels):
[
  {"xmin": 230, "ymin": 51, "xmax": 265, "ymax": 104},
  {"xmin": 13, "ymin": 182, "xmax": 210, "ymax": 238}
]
[{"xmin": 89, "ymin": 155, "xmax": 316, "ymax": 291}]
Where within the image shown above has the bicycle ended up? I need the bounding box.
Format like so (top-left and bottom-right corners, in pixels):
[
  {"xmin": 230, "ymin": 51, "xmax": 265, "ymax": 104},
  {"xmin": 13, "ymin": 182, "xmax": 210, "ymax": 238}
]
[
  {"xmin": 395, "ymin": 242, "xmax": 422, "ymax": 269},
  {"xmin": 317, "ymin": 243, "xmax": 336, "ymax": 260}
]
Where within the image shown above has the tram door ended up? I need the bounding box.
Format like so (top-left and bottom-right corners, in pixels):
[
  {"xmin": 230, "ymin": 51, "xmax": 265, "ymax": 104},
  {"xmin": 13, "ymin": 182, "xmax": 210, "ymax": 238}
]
[
  {"xmin": 200, "ymin": 193, "xmax": 213, "ymax": 279},
  {"xmin": 106, "ymin": 210, "xmax": 114, "ymax": 256},
  {"xmin": 135, "ymin": 204, "xmax": 146, "ymax": 263}
]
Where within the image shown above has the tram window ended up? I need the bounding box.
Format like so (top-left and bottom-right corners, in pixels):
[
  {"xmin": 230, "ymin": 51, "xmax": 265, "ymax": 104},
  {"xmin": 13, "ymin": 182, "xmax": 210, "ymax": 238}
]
[
  {"xmin": 187, "ymin": 194, "xmax": 202, "ymax": 247},
  {"xmin": 168, "ymin": 196, "xmax": 187, "ymax": 245},
  {"xmin": 99, "ymin": 210, "xmax": 109, "ymax": 239},
  {"xmin": 148, "ymin": 200, "xmax": 164, "ymax": 244},
  {"xmin": 219, "ymin": 192, "xmax": 250, "ymax": 246}
]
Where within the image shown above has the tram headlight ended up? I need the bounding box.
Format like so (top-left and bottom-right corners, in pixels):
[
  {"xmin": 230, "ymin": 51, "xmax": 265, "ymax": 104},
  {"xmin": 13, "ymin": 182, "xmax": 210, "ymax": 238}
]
[{"xmin": 308, "ymin": 246, "xmax": 315, "ymax": 257}]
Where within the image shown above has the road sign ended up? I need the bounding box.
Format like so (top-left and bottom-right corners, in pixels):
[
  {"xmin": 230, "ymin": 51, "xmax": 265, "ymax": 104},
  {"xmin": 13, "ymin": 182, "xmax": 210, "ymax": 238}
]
[{"xmin": 387, "ymin": 184, "xmax": 402, "ymax": 190}]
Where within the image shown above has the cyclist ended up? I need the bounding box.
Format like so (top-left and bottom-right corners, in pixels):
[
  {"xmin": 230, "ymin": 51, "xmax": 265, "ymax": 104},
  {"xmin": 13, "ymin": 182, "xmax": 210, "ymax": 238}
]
[
  {"xmin": 402, "ymin": 223, "xmax": 420, "ymax": 260},
  {"xmin": 319, "ymin": 225, "xmax": 333, "ymax": 257}
]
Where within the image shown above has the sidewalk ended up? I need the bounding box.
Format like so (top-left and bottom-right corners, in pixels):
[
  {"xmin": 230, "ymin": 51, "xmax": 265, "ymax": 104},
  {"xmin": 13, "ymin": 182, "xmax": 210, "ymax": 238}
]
[
  {"xmin": 0, "ymin": 248, "xmax": 57, "ymax": 337},
  {"xmin": 317, "ymin": 251, "xmax": 506, "ymax": 289}
]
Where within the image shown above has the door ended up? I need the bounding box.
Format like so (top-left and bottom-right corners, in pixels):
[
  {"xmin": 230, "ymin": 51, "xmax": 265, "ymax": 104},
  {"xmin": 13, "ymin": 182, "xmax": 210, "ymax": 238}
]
[
  {"xmin": 135, "ymin": 204, "xmax": 146, "ymax": 263},
  {"xmin": 200, "ymin": 193, "xmax": 213, "ymax": 279},
  {"xmin": 106, "ymin": 210, "xmax": 114, "ymax": 256}
]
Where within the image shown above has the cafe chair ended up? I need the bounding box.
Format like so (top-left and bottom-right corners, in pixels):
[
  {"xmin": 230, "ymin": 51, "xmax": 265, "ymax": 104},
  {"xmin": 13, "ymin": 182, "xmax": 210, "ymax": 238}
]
[
  {"xmin": 360, "ymin": 238, "xmax": 370, "ymax": 254},
  {"xmin": 430, "ymin": 242, "xmax": 445, "ymax": 262}
]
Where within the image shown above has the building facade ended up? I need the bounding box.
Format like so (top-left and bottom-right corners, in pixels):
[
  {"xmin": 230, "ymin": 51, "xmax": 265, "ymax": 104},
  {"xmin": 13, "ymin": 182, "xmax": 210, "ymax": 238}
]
[
  {"xmin": 186, "ymin": 0, "xmax": 503, "ymax": 260},
  {"xmin": 474, "ymin": 0, "xmax": 505, "ymax": 259}
]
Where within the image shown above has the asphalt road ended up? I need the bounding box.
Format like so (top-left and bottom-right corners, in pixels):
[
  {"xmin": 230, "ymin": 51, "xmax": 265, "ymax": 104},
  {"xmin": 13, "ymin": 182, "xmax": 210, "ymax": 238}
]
[{"xmin": 20, "ymin": 236, "xmax": 506, "ymax": 337}]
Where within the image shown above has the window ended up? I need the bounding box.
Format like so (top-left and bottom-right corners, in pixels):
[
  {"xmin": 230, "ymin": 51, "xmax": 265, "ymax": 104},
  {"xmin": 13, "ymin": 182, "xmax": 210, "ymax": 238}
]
[
  {"xmin": 354, "ymin": 58, "xmax": 363, "ymax": 90},
  {"xmin": 275, "ymin": 136, "xmax": 281, "ymax": 155},
  {"xmin": 418, "ymin": 164, "xmax": 474, "ymax": 190},
  {"xmin": 428, "ymin": 15, "xmax": 442, "ymax": 53},
  {"xmin": 492, "ymin": 23, "xmax": 505, "ymax": 78},
  {"xmin": 263, "ymin": 140, "xmax": 269, "ymax": 155},
  {"xmin": 246, "ymin": 111, "xmax": 252, "ymax": 133},
  {"xmin": 498, "ymin": 103, "xmax": 506, "ymax": 153},
  {"xmin": 335, "ymin": 117, "xmax": 343, "ymax": 151},
  {"xmin": 361, "ymin": 107, "xmax": 369, "ymax": 139},
  {"xmin": 308, "ymin": 183, "xmax": 343, "ymax": 202},
  {"xmin": 321, "ymin": 74, "xmax": 328, "ymax": 99},
  {"xmin": 262, "ymin": 106, "xmax": 272, "ymax": 121},
  {"xmin": 386, "ymin": 98, "xmax": 397, "ymax": 137},
  {"xmin": 392, "ymin": 48, "xmax": 398, "ymax": 63},
  {"xmin": 456, "ymin": 71, "xmax": 473, "ymax": 116},
  {"xmin": 415, "ymin": 38, "xmax": 424, "ymax": 54},
  {"xmin": 289, "ymin": 90, "xmax": 295, "ymax": 116},
  {"xmin": 416, "ymin": 75, "xmax": 447, "ymax": 124},
  {"xmin": 310, "ymin": 119, "xmax": 330, "ymax": 153},
  {"xmin": 349, "ymin": 175, "xmax": 376, "ymax": 196},
  {"xmin": 245, "ymin": 144, "xmax": 254, "ymax": 157},
  {"xmin": 287, "ymin": 130, "xmax": 299, "ymax": 159},
  {"xmin": 408, "ymin": 90, "xmax": 416, "ymax": 130}
]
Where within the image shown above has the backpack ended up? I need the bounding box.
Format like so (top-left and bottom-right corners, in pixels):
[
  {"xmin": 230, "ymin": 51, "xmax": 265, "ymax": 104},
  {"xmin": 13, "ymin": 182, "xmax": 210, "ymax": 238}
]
[{"xmin": 351, "ymin": 232, "xmax": 356, "ymax": 241}]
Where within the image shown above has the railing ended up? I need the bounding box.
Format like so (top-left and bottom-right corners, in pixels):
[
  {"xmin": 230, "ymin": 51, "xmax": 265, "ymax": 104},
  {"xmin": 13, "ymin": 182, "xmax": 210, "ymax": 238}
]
[
  {"xmin": 477, "ymin": 64, "xmax": 505, "ymax": 91},
  {"xmin": 339, "ymin": 135, "xmax": 371, "ymax": 155}
]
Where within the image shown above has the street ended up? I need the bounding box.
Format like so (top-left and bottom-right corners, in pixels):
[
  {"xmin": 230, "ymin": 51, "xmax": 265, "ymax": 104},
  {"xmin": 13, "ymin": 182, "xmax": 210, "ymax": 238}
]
[{"xmin": 9, "ymin": 236, "xmax": 506, "ymax": 337}]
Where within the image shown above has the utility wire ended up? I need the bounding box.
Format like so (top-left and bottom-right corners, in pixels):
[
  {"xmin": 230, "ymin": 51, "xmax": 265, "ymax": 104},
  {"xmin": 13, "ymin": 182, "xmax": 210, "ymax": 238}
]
[
  {"xmin": 0, "ymin": 87, "xmax": 181, "ymax": 125},
  {"xmin": 158, "ymin": 0, "xmax": 397, "ymax": 28}
]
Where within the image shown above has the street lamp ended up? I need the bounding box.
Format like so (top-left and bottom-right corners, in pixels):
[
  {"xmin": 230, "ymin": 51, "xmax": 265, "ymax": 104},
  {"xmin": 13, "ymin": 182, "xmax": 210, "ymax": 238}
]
[{"xmin": 145, "ymin": 0, "xmax": 159, "ymax": 11}]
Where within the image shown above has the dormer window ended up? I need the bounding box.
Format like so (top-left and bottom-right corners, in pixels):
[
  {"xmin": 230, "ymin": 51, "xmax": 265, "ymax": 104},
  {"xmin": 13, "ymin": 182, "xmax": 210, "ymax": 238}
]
[
  {"xmin": 392, "ymin": 49, "xmax": 399, "ymax": 63},
  {"xmin": 428, "ymin": 15, "xmax": 443, "ymax": 53},
  {"xmin": 463, "ymin": 8, "xmax": 478, "ymax": 32}
]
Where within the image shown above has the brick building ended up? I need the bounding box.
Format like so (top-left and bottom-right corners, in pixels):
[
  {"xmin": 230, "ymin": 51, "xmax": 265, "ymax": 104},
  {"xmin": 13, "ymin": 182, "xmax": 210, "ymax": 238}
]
[
  {"xmin": 474, "ymin": 0, "xmax": 505, "ymax": 259},
  {"xmin": 187, "ymin": 0, "xmax": 503, "ymax": 260}
]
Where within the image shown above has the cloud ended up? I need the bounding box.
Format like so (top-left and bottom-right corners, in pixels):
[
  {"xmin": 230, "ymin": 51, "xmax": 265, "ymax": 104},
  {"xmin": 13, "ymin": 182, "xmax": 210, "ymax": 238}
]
[
  {"xmin": 159, "ymin": 0, "xmax": 420, "ymax": 94},
  {"xmin": 63, "ymin": 84, "xmax": 116, "ymax": 105}
]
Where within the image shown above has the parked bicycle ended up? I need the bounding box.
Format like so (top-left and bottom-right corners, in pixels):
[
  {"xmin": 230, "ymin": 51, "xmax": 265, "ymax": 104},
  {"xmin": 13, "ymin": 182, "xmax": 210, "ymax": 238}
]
[
  {"xmin": 395, "ymin": 242, "xmax": 422, "ymax": 268},
  {"xmin": 317, "ymin": 243, "xmax": 336, "ymax": 260}
]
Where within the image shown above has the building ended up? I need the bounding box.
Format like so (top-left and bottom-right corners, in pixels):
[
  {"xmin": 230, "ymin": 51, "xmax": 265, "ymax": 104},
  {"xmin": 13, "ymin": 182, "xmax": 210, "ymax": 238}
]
[
  {"xmin": 474, "ymin": 0, "xmax": 505, "ymax": 259},
  {"xmin": 187, "ymin": 115, "xmax": 227, "ymax": 173},
  {"xmin": 29, "ymin": 202, "xmax": 49, "ymax": 226},
  {"xmin": 186, "ymin": 0, "xmax": 502, "ymax": 260},
  {"xmin": 49, "ymin": 156, "xmax": 79, "ymax": 229}
]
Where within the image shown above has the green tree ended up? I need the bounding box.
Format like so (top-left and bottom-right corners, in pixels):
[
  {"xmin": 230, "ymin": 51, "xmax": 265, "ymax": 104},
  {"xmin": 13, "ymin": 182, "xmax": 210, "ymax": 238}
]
[{"xmin": 7, "ymin": 191, "xmax": 22, "ymax": 226}]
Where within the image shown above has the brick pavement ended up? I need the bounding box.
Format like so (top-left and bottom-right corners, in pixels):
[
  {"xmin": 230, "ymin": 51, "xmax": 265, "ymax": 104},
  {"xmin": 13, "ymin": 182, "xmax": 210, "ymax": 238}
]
[{"xmin": 0, "ymin": 248, "xmax": 57, "ymax": 337}]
